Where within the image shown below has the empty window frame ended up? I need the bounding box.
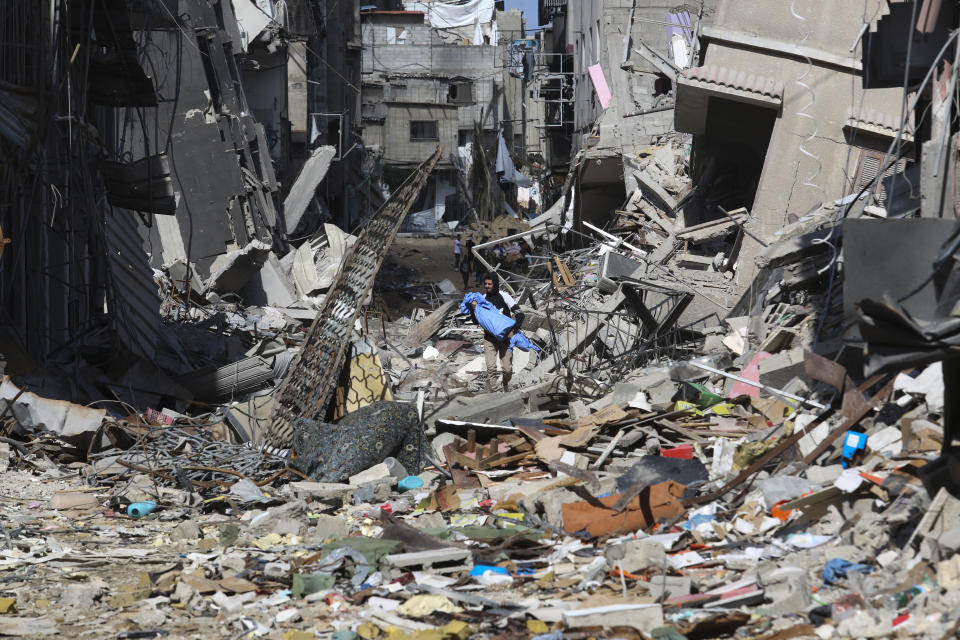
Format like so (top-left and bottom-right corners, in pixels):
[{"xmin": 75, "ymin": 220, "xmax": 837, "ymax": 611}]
[
  {"xmin": 448, "ymin": 82, "xmax": 474, "ymax": 103},
  {"xmin": 410, "ymin": 120, "xmax": 439, "ymax": 140}
]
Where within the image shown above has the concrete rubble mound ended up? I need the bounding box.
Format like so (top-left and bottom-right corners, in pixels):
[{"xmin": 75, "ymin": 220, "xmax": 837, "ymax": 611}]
[{"xmin": 3, "ymin": 0, "xmax": 960, "ymax": 639}]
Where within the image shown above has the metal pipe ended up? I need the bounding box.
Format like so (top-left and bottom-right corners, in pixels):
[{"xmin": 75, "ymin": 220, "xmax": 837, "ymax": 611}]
[
  {"xmin": 582, "ymin": 221, "xmax": 646, "ymax": 255},
  {"xmin": 686, "ymin": 360, "xmax": 828, "ymax": 410},
  {"xmin": 472, "ymin": 229, "xmax": 550, "ymax": 296},
  {"xmin": 917, "ymin": 0, "xmax": 943, "ymax": 35}
]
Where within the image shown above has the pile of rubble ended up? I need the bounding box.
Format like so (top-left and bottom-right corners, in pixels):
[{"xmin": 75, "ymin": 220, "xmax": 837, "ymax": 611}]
[{"xmin": 1, "ymin": 139, "xmax": 958, "ymax": 640}]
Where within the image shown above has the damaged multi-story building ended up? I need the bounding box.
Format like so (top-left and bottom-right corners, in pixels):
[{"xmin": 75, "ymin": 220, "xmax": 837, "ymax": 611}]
[
  {"xmin": 0, "ymin": 0, "xmax": 364, "ymax": 398},
  {"xmin": 673, "ymin": 0, "xmax": 912, "ymax": 288},
  {"xmin": 531, "ymin": 1, "xmax": 717, "ymax": 244},
  {"xmin": 359, "ymin": 1, "xmax": 532, "ymax": 230},
  {"xmin": 241, "ymin": 0, "xmax": 365, "ymax": 233}
]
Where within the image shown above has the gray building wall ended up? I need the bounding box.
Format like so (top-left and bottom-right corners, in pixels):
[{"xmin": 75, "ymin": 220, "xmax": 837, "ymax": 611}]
[
  {"xmin": 497, "ymin": 9, "xmax": 527, "ymax": 157},
  {"xmin": 691, "ymin": 0, "xmax": 905, "ymax": 286},
  {"xmin": 539, "ymin": 1, "xmax": 713, "ymax": 173},
  {"xmin": 382, "ymin": 103, "xmax": 459, "ymax": 165},
  {"xmin": 362, "ymin": 15, "xmax": 506, "ymax": 167}
]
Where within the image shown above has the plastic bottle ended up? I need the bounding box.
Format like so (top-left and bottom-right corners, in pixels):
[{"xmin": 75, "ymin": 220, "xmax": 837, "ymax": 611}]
[
  {"xmin": 127, "ymin": 501, "xmax": 157, "ymax": 518},
  {"xmin": 881, "ymin": 583, "xmax": 930, "ymax": 610}
]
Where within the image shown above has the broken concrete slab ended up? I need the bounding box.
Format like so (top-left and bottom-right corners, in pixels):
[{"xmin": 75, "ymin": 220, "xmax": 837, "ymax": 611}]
[
  {"xmin": 284, "ymin": 145, "xmax": 336, "ymax": 233},
  {"xmin": 240, "ymin": 253, "xmax": 298, "ymax": 307},
  {"xmin": 563, "ymin": 603, "xmax": 664, "ymax": 632},
  {"xmin": 757, "ymin": 347, "xmax": 806, "ymax": 390},
  {"xmin": 204, "ymin": 240, "xmax": 273, "ymax": 294}
]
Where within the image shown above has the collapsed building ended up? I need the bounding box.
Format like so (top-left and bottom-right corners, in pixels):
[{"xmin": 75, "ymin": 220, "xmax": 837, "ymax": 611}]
[
  {"xmin": 0, "ymin": 0, "xmax": 367, "ymax": 378},
  {"xmin": 3, "ymin": 0, "xmax": 960, "ymax": 638}
]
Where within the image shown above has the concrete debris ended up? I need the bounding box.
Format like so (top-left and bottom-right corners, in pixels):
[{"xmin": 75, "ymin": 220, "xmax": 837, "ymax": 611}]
[{"xmin": 3, "ymin": 0, "xmax": 960, "ymax": 638}]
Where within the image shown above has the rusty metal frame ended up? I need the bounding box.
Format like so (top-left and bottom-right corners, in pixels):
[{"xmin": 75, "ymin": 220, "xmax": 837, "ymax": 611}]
[{"xmin": 264, "ymin": 147, "xmax": 442, "ymax": 446}]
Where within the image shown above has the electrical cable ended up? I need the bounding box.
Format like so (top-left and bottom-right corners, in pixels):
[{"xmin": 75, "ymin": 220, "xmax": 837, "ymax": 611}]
[
  {"xmin": 811, "ymin": 0, "xmax": 882, "ymax": 348},
  {"xmin": 784, "ymin": 1, "xmax": 840, "ymax": 359},
  {"xmin": 851, "ymin": 28, "xmax": 959, "ymax": 218}
]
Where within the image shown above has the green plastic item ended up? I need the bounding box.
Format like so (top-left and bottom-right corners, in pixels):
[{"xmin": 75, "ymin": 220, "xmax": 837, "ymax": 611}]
[
  {"xmin": 685, "ymin": 381, "xmax": 724, "ymax": 408},
  {"xmin": 293, "ymin": 573, "xmax": 336, "ymax": 599},
  {"xmin": 650, "ymin": 627, "xmax": 688, "ymax": 640}
]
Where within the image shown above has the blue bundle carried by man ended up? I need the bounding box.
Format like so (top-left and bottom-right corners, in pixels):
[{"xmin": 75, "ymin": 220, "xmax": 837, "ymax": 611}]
[{"xmin": 460, "ymin": 274, "xmax": 539, "ymax": 392}]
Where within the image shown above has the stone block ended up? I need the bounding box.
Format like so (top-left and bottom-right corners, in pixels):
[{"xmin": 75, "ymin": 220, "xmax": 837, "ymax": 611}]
[{"xmin": 757, "ymin": 347, "xmax": 806, "ymax": 390}]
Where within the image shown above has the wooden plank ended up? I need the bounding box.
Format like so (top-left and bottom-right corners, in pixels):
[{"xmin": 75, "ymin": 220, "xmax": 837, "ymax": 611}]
[
  {"xmin": 482, "ymin": 452, "xmax": 535, "ymax": 469},
  {"xmin": 553, "ymin": 256, "xmax": 575, "ymax": 287},
  {"xmin": 684, "ymin": 374, "xmax": 894, "ymax": 507},
  {"xmin": 517, "ymin": 425, "xmax": 546, "ymax": 442},
  {"xmin": 443, "ymin": 443, "xmax": 484, "ymax": 471}
]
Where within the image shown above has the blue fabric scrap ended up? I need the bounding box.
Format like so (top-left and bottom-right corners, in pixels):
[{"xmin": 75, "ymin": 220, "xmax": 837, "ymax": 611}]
[
  {"xmin": 460, "ymin": 293, "xmax": 540, "ymax": 352},
  {"xmin": 823, "ymin": 558, "xmax": 874, "ymax": 585}
]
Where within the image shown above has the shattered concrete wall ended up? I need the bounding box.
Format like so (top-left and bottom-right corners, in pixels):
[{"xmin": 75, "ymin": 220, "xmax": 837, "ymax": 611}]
[
  {"xmin": 240, "ymin": 0, "xmax": 365, "ymax": 232},
  {"xmin": 568, "ymin": 2, "xmax": 714, "ymax": 153},
  {"xmin": 539, "ymin": 1, "xmax": 714, "ymax": 178},
  {"xmin": 306, "ymin": 0, "xmax": 365, "ymax": 230},
  {"xmin": 110, "ymin": 0, "xmax": 279, "ymax": 281}
]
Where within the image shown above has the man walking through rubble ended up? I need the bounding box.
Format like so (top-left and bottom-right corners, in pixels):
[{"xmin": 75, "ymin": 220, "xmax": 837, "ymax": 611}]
[
  {"xmin": 470, "ymin": 273, "xmax": 524, "ymax": 392},
  {"xmin": 453, "ymin": 235, "xmax": 463, "ymax": 268}
]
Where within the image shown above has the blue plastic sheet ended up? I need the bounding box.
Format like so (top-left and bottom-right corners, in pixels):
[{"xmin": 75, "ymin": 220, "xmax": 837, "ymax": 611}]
[
  {"xmin": 823, "ymin": 558, "xmax": 874, "ymax": 585},
  {"xmin": 460, "ymin": 292, "xmax": 515, "ymax": 339},
  {"xmin": 509, "ymin": 332, "xmax": 539, "ymax": 353},
  {"xmin": 470, "ymin": 564, "xmax": 510, "ymax": 577},
  {"xmin": 460, "ymin": 293, "xmax": 539, "ymax": 352}
]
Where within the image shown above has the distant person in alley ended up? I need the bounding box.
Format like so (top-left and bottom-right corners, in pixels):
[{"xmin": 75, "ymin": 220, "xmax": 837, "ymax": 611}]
[
  {"xmin": 469, "ymin": 273, "xmax": 524, "ymax": 392},
  {"xmin": 453, "ymin": 235, "xmax": 462, "ymax": 267},
  {"xmin": 458, "ymin": 251, "xmax": 471, "ymax": 289}
]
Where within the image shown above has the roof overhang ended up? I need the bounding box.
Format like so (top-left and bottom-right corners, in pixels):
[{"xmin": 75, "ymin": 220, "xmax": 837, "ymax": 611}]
[
  {"xmin": 843, "ymin": 108, "xmax": 913, "ymax": 143},
  {"xmin": 675, "ymin": 65, "xmax": 783, "ymax": 135}
]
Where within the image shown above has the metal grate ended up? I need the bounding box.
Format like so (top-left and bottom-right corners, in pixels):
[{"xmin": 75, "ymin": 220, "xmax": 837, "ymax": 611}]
[{"xmin": 263, "ymin": 147, "xmax": 442, "ymax": 447}]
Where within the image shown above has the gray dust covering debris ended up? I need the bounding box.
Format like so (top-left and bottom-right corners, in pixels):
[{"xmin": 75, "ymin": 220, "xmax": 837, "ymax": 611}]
[{"xmin": 1, "ymin": 0, "xmax": 958, "ymax": 638}]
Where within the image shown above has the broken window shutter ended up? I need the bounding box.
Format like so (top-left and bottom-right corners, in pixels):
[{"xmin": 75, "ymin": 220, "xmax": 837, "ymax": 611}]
[
  {"xmin": 877, "ymin": 158, "xmax": 907, "ymax": 206},
  {"xmin": 857, "ymin": 154, "xmax": 881, "ymax": 193},
  {"xmin": 855, "ymin": 151, "xmax": 905, "ymax": 206}
]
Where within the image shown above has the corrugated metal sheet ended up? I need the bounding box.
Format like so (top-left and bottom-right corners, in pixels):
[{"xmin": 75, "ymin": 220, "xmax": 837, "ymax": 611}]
[
  {"xmin": 400, "ymin": 208, "xmax": 439, "ymax": 233},
  {"xmin": 180, "ymin": 355, "xmax": 276, "ymax": 401},
  {"xmin": 681, "ymin": 65, "xmax": 784, "ymax": 100}
]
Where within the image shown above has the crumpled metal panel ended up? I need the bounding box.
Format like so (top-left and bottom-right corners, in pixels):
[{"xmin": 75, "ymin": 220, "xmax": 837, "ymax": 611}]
[{"xmin": 102, "ymin": 153, "xmax": 177, "ymax": 214}]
